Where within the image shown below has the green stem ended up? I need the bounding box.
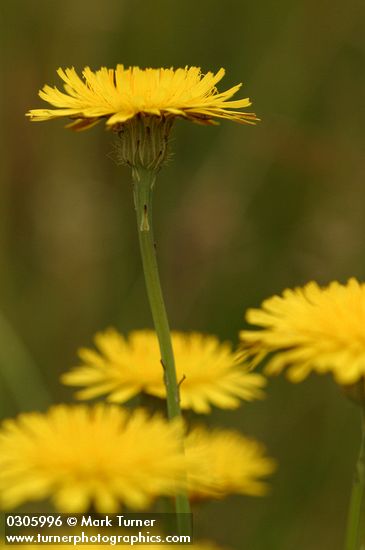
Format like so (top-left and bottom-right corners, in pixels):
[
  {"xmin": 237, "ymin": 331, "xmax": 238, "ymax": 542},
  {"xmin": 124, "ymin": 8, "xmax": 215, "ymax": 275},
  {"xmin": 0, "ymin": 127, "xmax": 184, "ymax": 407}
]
[
  {"xmin": 345, "ymin": 406, "xmax": 365, "ymax": 550},
  {"xmin": 132, "ymin": 166, "xmax": 191, "ymax": 537}
]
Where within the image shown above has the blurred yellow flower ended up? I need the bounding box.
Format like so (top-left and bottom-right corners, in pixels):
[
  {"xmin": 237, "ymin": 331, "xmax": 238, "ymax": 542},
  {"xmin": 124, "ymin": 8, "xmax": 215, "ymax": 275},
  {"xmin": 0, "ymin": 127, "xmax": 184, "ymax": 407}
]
[
  {"xmin": 0, "ymin": 404, "xmax": 188, "ymax": 512},
  {"xmin": 239, "ymin": 278, "xmax": 365, "ymax": 384},
  {"xmin": 61, "ymin": 329, "xmax": 266, "ymax": 414},
  {"xmin": 186, "ymin": 426, "xmax": 275, "ymax": 499},
  {"xmin": 26, "ymin": 65, "xmax": 258, "ymax": 130}
]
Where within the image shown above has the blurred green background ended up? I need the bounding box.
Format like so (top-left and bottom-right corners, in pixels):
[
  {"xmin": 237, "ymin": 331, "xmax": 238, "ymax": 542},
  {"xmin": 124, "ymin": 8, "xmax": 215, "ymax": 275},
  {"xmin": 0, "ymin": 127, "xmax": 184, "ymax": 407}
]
[{"xmin": 1, "ymin": 0, "xmax": 365, "ymax": 548}]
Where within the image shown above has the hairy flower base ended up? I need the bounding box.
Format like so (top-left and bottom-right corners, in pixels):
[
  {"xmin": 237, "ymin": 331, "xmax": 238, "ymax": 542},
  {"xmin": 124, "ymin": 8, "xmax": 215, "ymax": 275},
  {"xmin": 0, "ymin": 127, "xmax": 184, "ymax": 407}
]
[
  {"xmin": 0, "ymin": 405, "xmax": 189, "ymax": 512},
  {"xmin": 113, "ymin": 115, "xmax": 173, "ymax": 172},
  {"xmin": 186, "ymin": 426, "xmax": 275, "ymax": 499},
  {"xmin": 61, "ymin": 329, "xmax": 266, "ymax": 414},
  {"xmin": 26, "ymin": 65, "xmax": 258, "ymax": 131},
  {"xmin": 240, "ymin": 278, "xmax": 365, "ymax": 385}
]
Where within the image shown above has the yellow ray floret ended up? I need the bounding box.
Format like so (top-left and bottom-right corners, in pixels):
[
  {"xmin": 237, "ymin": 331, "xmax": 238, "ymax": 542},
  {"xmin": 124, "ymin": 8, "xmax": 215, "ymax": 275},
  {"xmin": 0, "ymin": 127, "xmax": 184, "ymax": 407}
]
[
  {"xmin": 26, "ymin": 65, "xmax": 258, "ymax": 130},
  {"xmin": 0, "ymin": 404, "xmax": 189, "ymax": 512},
  {"xmin": 239, "ymin": 278, "xmax": 365, "ymax": 385},
  {"xmin": 61, "ymin": 329, "xmax": 266, "ymax": 414},
  {"xmin": 186, "ymin": 426, "xmax": 275, "ymax": 499}
]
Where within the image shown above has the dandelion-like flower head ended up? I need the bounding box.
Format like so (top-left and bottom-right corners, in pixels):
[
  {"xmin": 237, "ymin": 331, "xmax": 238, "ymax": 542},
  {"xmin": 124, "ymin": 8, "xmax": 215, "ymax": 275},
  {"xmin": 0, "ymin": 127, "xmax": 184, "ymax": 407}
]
[
  {"xmin": 186, "ymin": 426, "xmax": 275, "ymax": 499},
  {"xmin": 26, "ymin": 66, "xmax": 258, "ymax": 131},
  {"xmin": 240, "ymin": 278, "xmax": 365, "ymax": 384},
  {"xmin": 0, "ymin": 404, "xmax": 188, "ymax": 512},
  {"xmin": 61, "ymin": 329, "xmax": 266, "ymax": 414}
]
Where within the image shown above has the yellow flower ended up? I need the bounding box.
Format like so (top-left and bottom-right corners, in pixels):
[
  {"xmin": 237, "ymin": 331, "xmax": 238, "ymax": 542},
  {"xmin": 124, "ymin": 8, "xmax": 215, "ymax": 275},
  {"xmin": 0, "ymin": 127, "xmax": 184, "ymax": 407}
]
[
  {"xmin": 26, "ymin": 65, "xmax": 258, "ymax": 130},
  {"xmin": 239, "ymin": 278, "xmax": 365, "ymax": 384},
  {"xmin": 0, "ymin": 404, "xmax": 188, "ymax": 512},
  {"xmin": 61, "ymin": 329, "xmax": 266, "ymax": 414},
  {"xmin": 186, "ymin": 426, "xmax": 275, "ymax": 499}
]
